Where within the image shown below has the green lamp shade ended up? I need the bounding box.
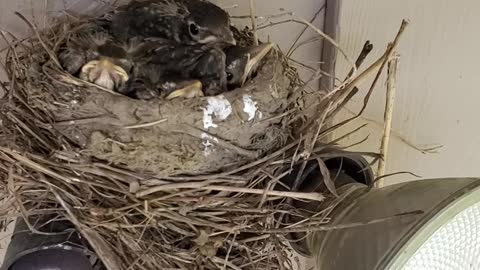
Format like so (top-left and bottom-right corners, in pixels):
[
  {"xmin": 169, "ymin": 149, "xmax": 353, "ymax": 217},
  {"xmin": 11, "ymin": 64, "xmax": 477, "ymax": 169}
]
[{"xmin": 309, "ymin": 178, "xmax": 480, "ymax": 270}]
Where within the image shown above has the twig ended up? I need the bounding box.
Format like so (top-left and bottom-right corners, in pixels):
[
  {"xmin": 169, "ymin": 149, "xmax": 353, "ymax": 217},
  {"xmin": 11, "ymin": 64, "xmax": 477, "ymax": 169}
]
[
  {"xmin": 370, "ymin": 171, "xmax": 422, "ymax": 188},
  {"xmin": 341, "ymin": 135, "xmax": 370, "ymax": 150},
  {"xmin": 213, "ymin": 256, "xmax": 242, "ymax": 270},
  {"xmin": 224, "ymin": 233, "xmax": 237, "ymax": 270},
  {"xmin": 321, "ymin": 20, "xmax": 409, "ymax": 136},
  {"xmin": 222, "ymin": 4, "xmax": 239, "ymax": 10},
  {"xmin": 50, "ymin": 188, "xmax": 124, "ymax": 270},
  {"xmin": 287, "ymin": 4, "xmax": 326, "ymax": 57},
  {"xmin": 326, "ymin": 87, "xmax": 359, "ymax": 118},
  {"xmin": 344, "ymin": 20, "xmax": 408, "ymax": 115},
  {"xmin": 291, "ymin": 101, "xmax": 332, "ymax": 195},
  {"xmin": 288, "ymin": 37, "xmax": 322, "ymax": 57},
  {"xmin": 288, "ymin": 58, "xmax": 318, "ymax": 72},
  {"xmin": 54, "ymin": 116, "xmax": 121, "ymax": 127},
  {"xmin": 170, "ymin": 124, "xmax": 259, "ymax": 159},
  {"xmin": 231, "ymin": 12, "xmax": 292, "ymax": 19},
  {"xmin": 223, "ymin": 139, "xmax": 300, "ymax": 176},
  {"xmin": 257, "ymin": 19, "xmax": 294, "ymax": 30},
  {"xmin": 136, "ymin": 185, "xmax": 325, "ymax": 202},
  {"xmin": 126, "ymin": 243, "xmax": 153, "ymax": 270},
  {"xmin": 0, "ymin": 148, "xmax": 128, "ymax": 194},
  {"xmin": 347, "ymin": 41, "xmax": 374, "ymax": 78},
  {"xmin": 342, "ymin": 108, "xmax": 443, "ymax": 154},
  {"xmin": 123, "ymin": 118, "xmax": 167, "ymax": 129},
  {"xmin": 293, "ymin": 16, "xmax": 357, "ymax": 79},
  {"xmin": 137, "ymin": 180, "xmax": 223, "ymax": 193},
  {"xmin": 317, "ymin": 158, "xmax": 337, "ymax": 197},
  {"xmin": 376, "ymin": 56, "xmax": 399, "ymax": 184},
  {"xmin": 245, "ymin": 210, "xmax": 423, "ymax": 234},
  {"xmin": 43, "ymin": 0, "xmax": 48, "ymax": 29},
  {"xmin": 7, "ymin": 112, "xmax": 54, "ymax": 150},
  {"xmin": 296, "ymin": 40, "xmax": 378, "ymax": 134},
  {"xmin": 249, "ymin": 0, "xmax": 259, "ymax": 46},
  {"xmin": 328, "ymin": 49, "xmax": 387, "ymax": 105},
  {"xmin": 1, "ymin": 148, "xmax": 76, "ymax": 184},
  {"xmin": 306, "ymin": 101, "xmax": 332, "ymax": 156},
  {"xmin": 14, "ymin": 12, "xmax": 62, "ymax": 68},
  {"xmin": 327, "ymin": 123, "xmax": 368, "ymax": 145},
  {"xmin": 258, "ymin": 170, "xmax": 292, "ymax": 208},
  {"xmin": 7, "ymin": 166, "xmax": 60, "ymax": 236}
]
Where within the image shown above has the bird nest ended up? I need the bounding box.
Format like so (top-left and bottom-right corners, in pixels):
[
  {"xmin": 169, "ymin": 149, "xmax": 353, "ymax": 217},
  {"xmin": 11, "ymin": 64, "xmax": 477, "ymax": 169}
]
[{"xmin": 0, "ymin": 7, "xmax": 407, "ymax": 270}]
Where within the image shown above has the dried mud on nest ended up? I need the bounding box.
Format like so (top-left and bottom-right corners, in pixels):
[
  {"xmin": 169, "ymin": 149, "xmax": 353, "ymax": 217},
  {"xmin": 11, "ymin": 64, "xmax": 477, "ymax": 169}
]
[{"xmin": 0, "ymin": 10, "xmax": 407, "ymax": 270}]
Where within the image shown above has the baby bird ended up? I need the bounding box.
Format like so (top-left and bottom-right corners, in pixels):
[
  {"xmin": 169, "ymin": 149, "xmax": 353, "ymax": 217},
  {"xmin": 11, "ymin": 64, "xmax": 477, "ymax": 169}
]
[
  {"xmin": 126, "ymin": 39, "xmax": 227, "ymax": 97},
  {"xmin": 58, "ymin": 27, "xmax": 135, "ymax": 91},
  {"xmin": 224, "ymin": 42, "xmax": 274, "ymax": 89},
  {"xmin": 120, "ymin": 63, "xmax": 204, "ymax": 100},
  {"xmin": 122, "ymin": 42, "xmax": 274, "ymax": 100},
  {"xmin": 110, "ymin": 0, "xmax": 236, "ymax": 46},
  {"xmin": 60, "ymin": 0, "xmax": 237, "ymax": 93},
  {"xmin": 79, "ymin": 58, "xmax": 128, "ymax": 91}
]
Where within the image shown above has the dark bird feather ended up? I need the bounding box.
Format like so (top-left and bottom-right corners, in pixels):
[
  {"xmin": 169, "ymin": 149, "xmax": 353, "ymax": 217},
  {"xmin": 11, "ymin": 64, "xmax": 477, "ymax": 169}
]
[
  {"xmin": 122, "ymin": 42, "xmax": 274, "ymax": 99},
  {"xmin": 110, "ymin": 0, "xmax": 236, "ymax": 46},
  {"xmin": 120, "ymin": 39, "xmax": 227, "ymax": 97}
]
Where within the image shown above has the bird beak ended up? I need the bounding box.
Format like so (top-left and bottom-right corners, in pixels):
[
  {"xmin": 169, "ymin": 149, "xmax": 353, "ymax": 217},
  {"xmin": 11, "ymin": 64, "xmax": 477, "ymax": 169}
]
[
  {"xmin": 224, "ymin": 31, "xmax": 237, "ymax": 46},
  {"xmin": 241, "ymin": 42, "xmax": 274, "ymax": 85},
  {"xmin": 165, "ymin": 80, "xmax": 204, "ymax": 100}
]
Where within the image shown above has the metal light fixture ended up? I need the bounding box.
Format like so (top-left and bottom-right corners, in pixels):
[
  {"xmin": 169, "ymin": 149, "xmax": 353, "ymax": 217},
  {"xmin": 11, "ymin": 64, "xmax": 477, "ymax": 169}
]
[{"xmin": 290, "ymin": 156, "xmax": 480, "ymax": 270}]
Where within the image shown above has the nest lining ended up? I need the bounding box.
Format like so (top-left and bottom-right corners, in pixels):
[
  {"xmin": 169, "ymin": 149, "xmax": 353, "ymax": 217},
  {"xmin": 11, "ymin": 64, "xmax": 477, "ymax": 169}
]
[{"xmin": 0, "ymin": 8, "xmax": 403, "ymax": 270}]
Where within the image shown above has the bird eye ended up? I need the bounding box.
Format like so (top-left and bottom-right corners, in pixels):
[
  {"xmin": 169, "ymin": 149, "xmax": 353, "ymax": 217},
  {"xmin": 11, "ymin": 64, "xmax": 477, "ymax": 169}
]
[
  {"xmin": 189, "ymin": 23, "xmax": 200, "ymax": 36},
  {"xmin": 226, "ymin": 72, "xmax": 234, "ymax": 81}
]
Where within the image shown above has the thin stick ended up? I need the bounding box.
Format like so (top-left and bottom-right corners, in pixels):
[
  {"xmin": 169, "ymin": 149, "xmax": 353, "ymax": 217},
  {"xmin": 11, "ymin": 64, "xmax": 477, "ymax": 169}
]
[
  {"xmin": 123, "ymin": 119, "xmax": 167, "ymax": 129},
  {"xmin": 43, "ymin": 0, "xmax": 48, "ymax": 29},
  {"xmin": 7, "ymin": 167, "xmax": 60, "ymax": 236},
  {"xmin": 347, "ymin": 41, "xmax": 373, "ymax": 78},
  {"xmin": 376, "ymin": 56, "xmax": 399, "ymax": 185},
  {"xmin": 320, "ymin": 20, "xmax": 409, "ymax": 136},
  {"xmin": 213, "ymin": 256, "xmax": 242, "ymax": 270},
  {"xmin": 0, "ymin": 148, "xmax": 128, "ymax": 194},
  {"xmin": 245, "ymin": 210, "xmax": 423, "ymax": 234},
  {"xmin": 249, "ymin": 0, "xmax": 259, "ymax": 46},
  {"xmin": 342, "ymin": 108, "xmax": 443, "ymax": 154},
  {"xmin": 257, "ymin": 19, "xmax": 294, "ymax": 30},
  {"xmin": 224, "ymin": 233, "xmax": 237, "ymax": 270},
  {"xmin": 51, "ymin": 188, "xmax": 124, "ymax": 270},
  {"xmin": 7, "ymin": 112, "xmax": 54, "ymax": 150},
  {"xmin": 136, "ymin": 185, "xmax": 325, "ymax": 201},
  {"xmin": 137, "ymin": 180, "xmax": 225, "ymax": 193},
  {"xmin": 258, "ymin": 170, "xmax": 292, "ymax": 208},
  {"xmin": 326, "ymin": 87, "xmax": 359, "ymax": 118},
  {"xmin": 287, "ymin": 5, "xmax": 326, "ymax": 57},
  {"xmin": 370, "ymin": 171, "xmax": 421, "ymax": 188},
  {"xmin": 14, "ymin": 12, "xmax": 61, "ymax": 68},
  {"xmin": 231, "ymin": 12, "xmax": 292, "ymax": 19},
  {"xmin": 306, "ymin": 101, "xmax": 332, "ymax": 156},
  {"xmin": 296, "ymin": 42, "xmax": 383, "ymax": 134},
  {"xmin": 170, "ymin": 124, "xmax": 259, "ymax": 159},
  {"xmin": 293, "ymin": 17, "xmax": 357, "ymax": 78}
]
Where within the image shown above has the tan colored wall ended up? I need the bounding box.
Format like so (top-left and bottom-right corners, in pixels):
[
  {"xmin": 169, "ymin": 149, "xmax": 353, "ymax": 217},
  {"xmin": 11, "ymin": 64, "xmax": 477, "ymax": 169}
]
[{"xmin": 334, "ymin": 0, "xmax": 480, "ymax": 184}]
